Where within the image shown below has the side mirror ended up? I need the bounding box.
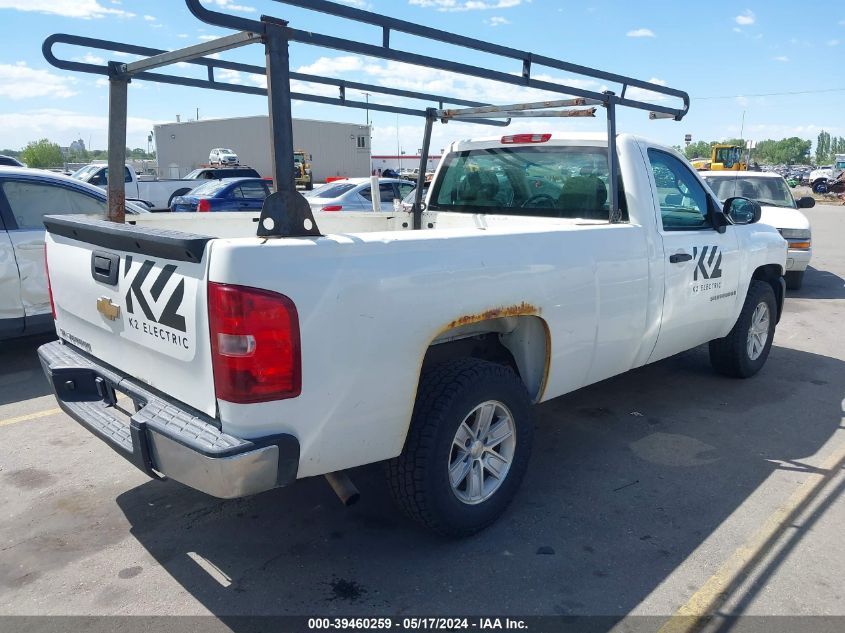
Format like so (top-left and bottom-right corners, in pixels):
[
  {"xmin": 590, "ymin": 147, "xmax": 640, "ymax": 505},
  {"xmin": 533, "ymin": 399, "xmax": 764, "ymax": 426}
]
[
  {"xmin": 796, "ymin": 196, "xmax": 815, "ymax": 209},
  {"xmin": 723, "ymin": 197, "xmax": 762, "ymax": 225}
]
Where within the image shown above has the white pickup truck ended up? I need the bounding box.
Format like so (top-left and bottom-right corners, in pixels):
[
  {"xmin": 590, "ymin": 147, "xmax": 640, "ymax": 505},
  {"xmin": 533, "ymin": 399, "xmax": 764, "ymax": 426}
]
[
  {"xmin": 71, "ymin": 164, "xmax": 199, "ymax": 211},
  {"xmin": 38, "ymin": 132, "xmax": 786, "ymax": 536}
]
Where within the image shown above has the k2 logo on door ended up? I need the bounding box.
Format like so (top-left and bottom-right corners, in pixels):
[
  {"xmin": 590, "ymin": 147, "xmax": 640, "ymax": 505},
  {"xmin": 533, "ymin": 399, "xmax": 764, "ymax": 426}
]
[
  {"xmin": 122, "ymin": 256, "xmax": 195, "ymax": 361},
  {"xmin": 693, "ymin": 246, "xmax": 723, "ymax": 281}
]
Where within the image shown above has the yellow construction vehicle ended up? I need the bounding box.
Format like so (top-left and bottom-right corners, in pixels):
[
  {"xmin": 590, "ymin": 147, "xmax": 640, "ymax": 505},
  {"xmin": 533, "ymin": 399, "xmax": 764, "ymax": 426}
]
[
  {"xmin": 294, "ymin": 150, "xmax": 313, "ymax": 190},
  {"xmin": 693, "ymin": 144, "xmax": 747, "ymax": 171}
]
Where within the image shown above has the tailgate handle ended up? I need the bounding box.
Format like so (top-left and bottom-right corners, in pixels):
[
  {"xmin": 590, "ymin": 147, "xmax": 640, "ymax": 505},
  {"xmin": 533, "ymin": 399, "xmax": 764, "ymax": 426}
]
[{"xmin": 91, "ymin": 251, "xmax": 120, "ymax": 286}]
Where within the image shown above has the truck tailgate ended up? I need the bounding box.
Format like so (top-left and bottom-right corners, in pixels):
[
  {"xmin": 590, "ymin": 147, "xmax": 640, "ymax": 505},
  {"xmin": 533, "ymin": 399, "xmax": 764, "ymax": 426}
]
[{"xmin": 44, "ymin": 215, "xmax": 218, "ymax": 417}]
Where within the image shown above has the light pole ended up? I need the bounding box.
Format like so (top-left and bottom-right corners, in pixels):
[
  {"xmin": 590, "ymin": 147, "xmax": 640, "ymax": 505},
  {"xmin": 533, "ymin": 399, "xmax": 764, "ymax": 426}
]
[{"xmin": 362, "ymin": 91, "xmax": 371, "ymax": 128}]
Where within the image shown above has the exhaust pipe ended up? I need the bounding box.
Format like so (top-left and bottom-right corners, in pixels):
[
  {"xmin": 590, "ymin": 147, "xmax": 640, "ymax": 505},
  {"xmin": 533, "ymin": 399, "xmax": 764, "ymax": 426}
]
[{"xmin": 324, "ymin": 471, "xmax": 360, "ymax": 506}]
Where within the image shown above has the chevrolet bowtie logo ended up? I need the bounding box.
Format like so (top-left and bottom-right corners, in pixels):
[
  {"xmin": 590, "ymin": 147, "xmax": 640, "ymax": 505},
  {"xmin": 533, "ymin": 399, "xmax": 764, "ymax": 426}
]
[{"xmin": 96, "ymin": 297, "xmax": 121, "ymax": 321}]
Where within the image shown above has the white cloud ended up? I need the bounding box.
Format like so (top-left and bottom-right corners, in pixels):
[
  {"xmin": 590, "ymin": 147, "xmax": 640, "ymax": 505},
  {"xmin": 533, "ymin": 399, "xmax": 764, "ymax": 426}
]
[
  {"xmin": 828, "ymin": 39, "xmax": 841, "ymax": 46},
  {"xmin": 336, "ymin": 0, "xmax": 371, "ymax": 7},
  {"xmin": 733, "ymin": 27, "xmax": 742, "ymax": 33},
  {"xmin": 626, "ymin": 77, "xmax": 669, "ymax": 102},
  {"xmin": 198, "ymin": 34, "xmax": 225, "ymax": 41},
  {"xmin": 0, "ymin": 0, "xmax": 134, "ymax": 19},
  {"xmin": 773, "ymin": 56, "xmax": 789, "ymax": 62},
  {"xmin": 217, "ymin": 69, "xmax": 243, "ymax": 84},
  {"xmin": 74, "ymin": 53, "xmax": 106, "ymax": 65},
  {"xmin": 409, "ymin": 0, "xmax": 526, "ymax": 12},
  {"xmin": 206, "ymin": 0, "xmax": 256, "ymax": 13},
  {"xmin": 177, "ymin": 34, "xmax": 189, "ymax": 39},
  {"xmin": 626, "ymin": 28, "xmax": 655, "ymax": 38},
  {"xmin": 143, "ymin": 14, "xmax": 156, "ymax": 21},
  {"xmin": 486, "ymin": 16, "xmax": 510, "ymax": 26},
  {"xmin": 0, "ymin": 109, "xmax": 157, "ymax": 151},
  {"xmin": 735, "ymin": 9, "xmax": 755, "ymax": 25},
  {"xmin": 0, "ymin": 63, "xmax": 77, "ymax": 100}
]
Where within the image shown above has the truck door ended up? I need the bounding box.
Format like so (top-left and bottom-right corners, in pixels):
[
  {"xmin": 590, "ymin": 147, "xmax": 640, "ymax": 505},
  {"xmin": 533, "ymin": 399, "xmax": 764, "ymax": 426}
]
[{"xmin": 645, "ymin": 148, "xmax": 741, "ymax": 363}]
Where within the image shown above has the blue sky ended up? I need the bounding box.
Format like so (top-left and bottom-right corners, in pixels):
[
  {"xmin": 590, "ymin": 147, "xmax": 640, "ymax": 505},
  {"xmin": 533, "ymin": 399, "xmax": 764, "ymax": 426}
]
[{"xmin": 1, "ymin": 0, "xmax": 843, "ymax": 156}]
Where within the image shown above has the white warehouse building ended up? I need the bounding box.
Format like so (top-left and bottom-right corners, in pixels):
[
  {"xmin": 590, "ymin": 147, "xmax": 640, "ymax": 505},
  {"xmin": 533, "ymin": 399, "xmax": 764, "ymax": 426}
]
[{"xmin": 153, "ymin": 115, "xmax": 371, "ymax": 181}]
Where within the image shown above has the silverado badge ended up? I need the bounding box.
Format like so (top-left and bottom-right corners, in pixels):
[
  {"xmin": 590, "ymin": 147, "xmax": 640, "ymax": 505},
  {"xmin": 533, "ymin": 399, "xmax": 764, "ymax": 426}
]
[{"xmin": 96, "ymin": 297, "xmax": 121, "ymax": 321}]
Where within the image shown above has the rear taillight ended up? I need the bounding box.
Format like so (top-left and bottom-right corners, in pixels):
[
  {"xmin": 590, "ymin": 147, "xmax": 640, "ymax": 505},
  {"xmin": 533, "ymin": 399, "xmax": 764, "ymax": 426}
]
[
  {"xmin": 208, "ymin": 282, "xmax": 301, "ymax": 403},
  {"xmin": 45, "ymin": 248, "xmax": 56, "ymax": 320},
  {"xmin": 321, "ymin": 205, "xmax": 343, "ymax": 211},
  {"xmin": 501, "ymin": 133, "xmax": 552, "ymax": 144},
  {"xmin": 197, "ymin": 199, "xmax": 211, "ymax": 212}
]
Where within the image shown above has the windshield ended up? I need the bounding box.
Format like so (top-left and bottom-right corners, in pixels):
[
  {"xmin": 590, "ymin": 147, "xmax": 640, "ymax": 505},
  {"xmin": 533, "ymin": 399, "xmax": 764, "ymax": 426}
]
[
  {"xmin": 221, "ymin": 149, "xmax": 234, "ymax": 154},
  {"xmin": 428, "ymin": 145, "xmax": 625, "ymax": 220},
  {"xmin": 704, "ymin": 175, "xmax": 795, "ymax": 208},
  {"xmin": 305, "ymin": 182, "xmax": 356, "ymax": 199},
  {"xmin": 187, "ymin": 180, "xmax": 230, "ymax": 196},
  {"xmin": 71, "ymin": 165, "xmax": 98, "ymax": 180}
]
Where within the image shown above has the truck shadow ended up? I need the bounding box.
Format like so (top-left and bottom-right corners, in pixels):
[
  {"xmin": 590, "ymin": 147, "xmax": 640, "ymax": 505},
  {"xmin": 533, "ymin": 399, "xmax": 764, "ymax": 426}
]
[
  {"xmin": 0, "ymin": 333, "xmax": 56, "ymax": 406},
  {"xmin": 789, "ymin": 266, "xmax": 845, "ymax": 300},
  {"xmin": 114, "ymin": 343, "xmax": 844, "ymax": 621}
]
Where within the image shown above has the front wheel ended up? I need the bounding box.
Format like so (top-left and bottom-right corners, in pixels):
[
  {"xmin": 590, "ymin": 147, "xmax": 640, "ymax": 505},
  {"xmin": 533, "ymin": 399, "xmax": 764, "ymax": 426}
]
[
  {"xmin": 709, "ymin": 280, "xmax": 776, "ymax": 378},
  {"xmin": 386, "ymin": 358, "xmax": 534, "ymax": 537},
  {"xmin": 812, "ymin": 180, "xmax": 828, "ymax": 194}
]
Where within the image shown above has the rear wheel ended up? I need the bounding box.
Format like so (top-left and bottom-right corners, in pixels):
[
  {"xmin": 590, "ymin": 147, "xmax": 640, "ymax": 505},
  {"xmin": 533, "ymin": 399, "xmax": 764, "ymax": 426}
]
[
  {"xmin": 784, "ymin": 270, "xmax": 804, "ymax": 290},
  {"xmin": 387, "ymin": 358, "xmax": 534, "ymax": 537},
  {"xmin": 709, "ymin": 280, "xmax": 776, "ymax": 378}
]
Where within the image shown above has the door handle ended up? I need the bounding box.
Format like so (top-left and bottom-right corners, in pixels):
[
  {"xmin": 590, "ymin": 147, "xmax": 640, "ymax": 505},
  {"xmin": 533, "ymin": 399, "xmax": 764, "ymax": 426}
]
[{"xmin": 669, "ymin": 253, "xmax": 693, "ymax": 264}]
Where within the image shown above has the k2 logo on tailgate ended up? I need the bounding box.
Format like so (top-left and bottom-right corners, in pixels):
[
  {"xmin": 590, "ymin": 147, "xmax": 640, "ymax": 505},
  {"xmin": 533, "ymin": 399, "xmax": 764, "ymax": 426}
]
[{"xmin": 123, "ymin": 256, "xmax": 195, "ymax": 360}]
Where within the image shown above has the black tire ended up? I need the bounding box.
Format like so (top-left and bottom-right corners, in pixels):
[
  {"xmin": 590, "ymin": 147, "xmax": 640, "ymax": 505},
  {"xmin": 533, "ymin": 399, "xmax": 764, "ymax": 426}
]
[
  {"xmin": 168, "ymin": 188, "xmax": 191, "ymax": 207},
  {"xmin": 306, "ymin": 181, "xmax": 313, "ymax": 191},
  {"xmin": 709, "ymin": 280, "xmax": 777, "ymax": 378},
  {"xmin": 812, "ymin": 180, "xmax": 828, "ymax": 194},
  {"xmin": 387, "ymin": 358, "xmax": 534, "ymax": 537},
  {"xmin": 784, "ymin": 270, "xmax": 804, "ymax": 290}
]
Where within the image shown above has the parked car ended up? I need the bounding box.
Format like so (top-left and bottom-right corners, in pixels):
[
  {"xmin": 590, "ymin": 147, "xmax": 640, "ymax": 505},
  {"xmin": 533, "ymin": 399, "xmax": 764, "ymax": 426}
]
[
  {"xmin": 208, "ymin": 148, "xmax": 239, "ymax": 166},
  {"xmin": 0, "ymin": 167, "xmax": 147, "ymax": 341},
  {"xmin": 0, "ymin": 155, "xmax": 25, "ymax": 168},
  {"xmin": 72, "ymin": 164, "xmax": 201, "ymax": 211},
  {"xmin": 184, "ymin": 166, "xmax": 261, "ymax": 180},
  {"xmin": 701, "ymin": 171, "xmax": 813, "ymax": 289},
  {"xmin": 304, "ymin": 178, "xmax": 415, "ymax": 211},
  {"xmin": 170, "ymin": 178, "xmax": 272, "ymax": 212}
]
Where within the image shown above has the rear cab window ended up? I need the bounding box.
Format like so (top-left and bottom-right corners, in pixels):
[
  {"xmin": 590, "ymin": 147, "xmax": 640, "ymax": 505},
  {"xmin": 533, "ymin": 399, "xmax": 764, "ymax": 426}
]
[{"xmin": 428, "ymin": 144, "xmax": 627, "ymax": 221}]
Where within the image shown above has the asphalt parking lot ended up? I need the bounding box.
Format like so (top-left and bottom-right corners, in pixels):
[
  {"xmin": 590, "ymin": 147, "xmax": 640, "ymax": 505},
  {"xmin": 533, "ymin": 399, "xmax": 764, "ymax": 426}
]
[{"xmin": 1, "ymin": 206, "xmax": 843, "ymax": 630}]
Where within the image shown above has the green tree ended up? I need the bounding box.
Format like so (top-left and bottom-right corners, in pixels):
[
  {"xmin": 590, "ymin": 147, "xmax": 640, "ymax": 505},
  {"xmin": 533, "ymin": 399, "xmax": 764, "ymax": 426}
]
[
  {"xmin": 816, "ymin": 130, "xmax": 831, "ymax": 164},
  {"xmin": 20, "ymin": 139, "xmax": 64, "ymax": 169},
  {"xmin": 684, "ymin": 140, "xmax": 712, "ymax": 160}
]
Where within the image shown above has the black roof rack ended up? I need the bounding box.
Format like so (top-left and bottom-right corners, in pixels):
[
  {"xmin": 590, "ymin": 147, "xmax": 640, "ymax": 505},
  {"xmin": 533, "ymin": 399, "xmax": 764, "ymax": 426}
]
[{"xmin": 44, "ymin": 0, "xmax": 690, "ymax": 236}]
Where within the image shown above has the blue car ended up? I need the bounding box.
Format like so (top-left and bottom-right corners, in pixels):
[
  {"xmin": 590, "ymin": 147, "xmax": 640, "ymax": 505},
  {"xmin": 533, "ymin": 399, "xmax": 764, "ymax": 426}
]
[{"xmin": 170, "ymin": 177, "xmax": 272, "ymax": 212}]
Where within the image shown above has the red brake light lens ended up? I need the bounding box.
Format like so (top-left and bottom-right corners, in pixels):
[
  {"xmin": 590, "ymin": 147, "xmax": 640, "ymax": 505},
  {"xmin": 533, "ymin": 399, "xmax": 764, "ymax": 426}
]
[
  {"xmin": 321, "ymin": 205, "xmax": 343, "ymax": 211},
  {"xmin": 501, "ymin": 133, "xmax": 552, "ymax": 144},
  {"xmin": 208, "ymin": 282, "xmax": 301, "ymax": 403},
  {"xmin": 197, "ymin": 199, "xmax": 211, "ymax": 212},
  {"xmin": 45, "ymin": 248, "xmax": 56, "ymax": 320}
]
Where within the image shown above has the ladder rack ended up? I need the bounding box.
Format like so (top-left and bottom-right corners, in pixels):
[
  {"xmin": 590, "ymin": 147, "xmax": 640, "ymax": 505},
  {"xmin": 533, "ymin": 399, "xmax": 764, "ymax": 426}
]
[{"xmin": 43, "ymin": 0, "xmax": 690, "ymax": 236}]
